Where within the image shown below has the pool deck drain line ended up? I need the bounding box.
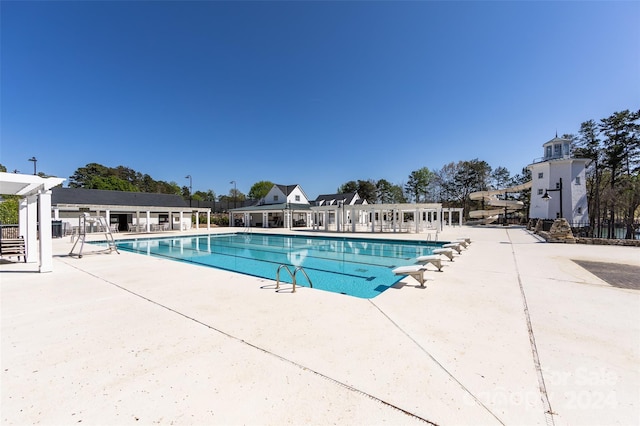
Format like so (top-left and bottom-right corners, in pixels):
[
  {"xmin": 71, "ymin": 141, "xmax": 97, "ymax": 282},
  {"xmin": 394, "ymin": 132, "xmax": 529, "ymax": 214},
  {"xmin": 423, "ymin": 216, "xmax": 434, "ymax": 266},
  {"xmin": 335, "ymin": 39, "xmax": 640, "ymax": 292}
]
[
  {"xmin": 62, "ymin": 259, "xmax": 438, "ymax": 425},
  {"xmin": 506, "ymin": 229, "xmax": 556, "ymax": 426},
  {"xmin": 368, "ymin": 301, "xmax": 506, "ymax": 425}
]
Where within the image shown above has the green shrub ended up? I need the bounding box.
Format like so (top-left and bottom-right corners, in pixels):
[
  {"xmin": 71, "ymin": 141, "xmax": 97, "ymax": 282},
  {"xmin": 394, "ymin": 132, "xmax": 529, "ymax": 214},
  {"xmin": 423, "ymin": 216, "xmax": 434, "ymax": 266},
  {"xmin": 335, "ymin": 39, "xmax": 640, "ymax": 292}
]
[{"xmin": 0, "ymin": 196, "xmax": 19, "ymax": 224}]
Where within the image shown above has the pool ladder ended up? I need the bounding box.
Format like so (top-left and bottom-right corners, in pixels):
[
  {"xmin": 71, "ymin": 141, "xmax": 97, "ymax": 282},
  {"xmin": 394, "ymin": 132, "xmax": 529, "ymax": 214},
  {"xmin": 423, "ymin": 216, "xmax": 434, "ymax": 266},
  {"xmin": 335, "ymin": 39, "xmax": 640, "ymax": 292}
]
[{"xmin": 276, "ymin": 265, "xmax": 313, "ymax": 293}]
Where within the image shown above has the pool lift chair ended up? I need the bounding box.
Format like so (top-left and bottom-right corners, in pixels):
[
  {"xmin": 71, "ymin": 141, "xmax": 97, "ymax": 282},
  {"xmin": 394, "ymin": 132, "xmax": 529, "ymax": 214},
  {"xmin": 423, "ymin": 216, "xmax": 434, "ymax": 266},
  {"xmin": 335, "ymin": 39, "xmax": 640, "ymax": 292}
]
[{"xmin": 69, "ymin": 213, "xmax": 119, "ymax": 258}]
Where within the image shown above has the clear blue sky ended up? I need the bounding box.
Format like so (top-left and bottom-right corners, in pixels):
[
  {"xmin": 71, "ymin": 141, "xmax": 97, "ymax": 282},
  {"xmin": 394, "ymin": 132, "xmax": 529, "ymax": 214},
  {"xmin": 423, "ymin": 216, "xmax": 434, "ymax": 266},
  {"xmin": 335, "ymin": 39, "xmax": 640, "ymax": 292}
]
[{"xmin": 2, "ymin": 1, "xmax": 639, "ymax": 198}]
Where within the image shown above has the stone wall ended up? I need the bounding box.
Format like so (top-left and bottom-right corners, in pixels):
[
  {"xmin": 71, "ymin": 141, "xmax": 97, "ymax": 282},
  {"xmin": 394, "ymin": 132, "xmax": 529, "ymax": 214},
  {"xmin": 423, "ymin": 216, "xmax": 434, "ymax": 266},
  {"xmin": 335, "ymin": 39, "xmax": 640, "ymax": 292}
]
[
  {"xmin": 530, "ymin": 218, "xmax": 640, "ymax": 246},
  {"xmin": 575, "ymin": 237, "xmax": 640, "ymax": 247}
]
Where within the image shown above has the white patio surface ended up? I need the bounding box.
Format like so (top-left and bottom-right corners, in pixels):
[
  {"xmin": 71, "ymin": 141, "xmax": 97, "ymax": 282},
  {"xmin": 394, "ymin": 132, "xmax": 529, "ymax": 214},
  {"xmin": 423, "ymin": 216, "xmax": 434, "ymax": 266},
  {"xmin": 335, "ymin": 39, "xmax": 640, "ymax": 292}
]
[{"xmin": 2, "ymin": 226, "xmax": 638, "ymax": 425}]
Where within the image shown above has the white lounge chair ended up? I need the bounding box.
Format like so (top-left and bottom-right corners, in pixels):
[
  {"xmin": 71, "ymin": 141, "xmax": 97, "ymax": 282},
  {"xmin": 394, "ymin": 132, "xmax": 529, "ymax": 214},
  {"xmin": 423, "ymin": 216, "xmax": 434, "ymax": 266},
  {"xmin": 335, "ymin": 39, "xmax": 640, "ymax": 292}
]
[
  {"xmin": 415, "ymin": 255, "xmax": 443, "ymax": 271},
  {"xmin": 433, "ymin": 248, "xmax": 455, "ymax": 261},
  {"xmin": 442, "ymin": 242, "xmax": 462, "ymax": 254},
  {"xmin": 456, "ymin": 237, "xmax": 471, "ymax": 244},
  {"xmin": 392, "ymin": 265, "xmax": 432, "ymax": 287}
]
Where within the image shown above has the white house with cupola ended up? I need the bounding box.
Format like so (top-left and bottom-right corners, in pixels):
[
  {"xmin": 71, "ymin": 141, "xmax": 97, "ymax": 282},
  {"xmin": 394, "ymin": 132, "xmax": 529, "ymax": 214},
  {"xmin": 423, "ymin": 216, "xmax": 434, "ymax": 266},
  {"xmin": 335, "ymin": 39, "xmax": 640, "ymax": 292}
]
[{"xmin": 527, "ymin": 136, "xmax": 591, "ymax": 223}]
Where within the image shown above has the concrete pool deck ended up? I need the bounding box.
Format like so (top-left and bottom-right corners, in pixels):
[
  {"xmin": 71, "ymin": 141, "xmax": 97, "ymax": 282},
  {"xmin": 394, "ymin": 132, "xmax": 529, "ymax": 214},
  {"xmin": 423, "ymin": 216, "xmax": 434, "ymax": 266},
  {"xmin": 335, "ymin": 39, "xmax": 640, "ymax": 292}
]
[{"xmin": 1, "ymin": 226, "xmax": 639, "ymax": 425}]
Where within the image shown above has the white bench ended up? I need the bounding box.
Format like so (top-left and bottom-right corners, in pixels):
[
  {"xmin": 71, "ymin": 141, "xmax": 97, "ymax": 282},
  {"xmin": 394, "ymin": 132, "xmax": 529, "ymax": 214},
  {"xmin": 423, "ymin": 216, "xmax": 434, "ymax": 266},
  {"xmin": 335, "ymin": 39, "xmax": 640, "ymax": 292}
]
[
  {"xmin": 416, "ymin": 255, "xmax": 443, "ymax": 271},
  {"xmin": 392, "ymin": 265, "xmax": 432, "ymax": 287}
]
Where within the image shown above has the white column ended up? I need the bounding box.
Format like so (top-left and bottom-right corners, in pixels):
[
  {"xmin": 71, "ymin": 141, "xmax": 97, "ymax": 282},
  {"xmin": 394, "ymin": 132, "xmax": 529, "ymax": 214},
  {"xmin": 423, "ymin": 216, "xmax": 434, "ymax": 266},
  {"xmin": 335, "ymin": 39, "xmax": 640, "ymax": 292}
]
[
  {"xmin": 207, "ymin": 210, "xmax": 211, "ymax": 230},
  {"xmin": 18, "ymin": 197, "xmax": 28, "ymax": 241},
  {"xmin": 459, "ymin": 208, "xmax": 463, "ymax": 226},
  {"xmin": 371, "ymin": 208, "xmax": 376, "ymax": 232},
  {"xmin": 392, "ymin": 209, "xmax": 397, "ymax": 233},
  {"xmin": 105, "ymin": 209, "xmax": 110, "ymax": 228},
  {"xmin": 18, "ymin": 195, "xmax": 38, "ymax": 263},
  {"xmin": 53, "ymin": 208, "xmax": 60, "ymax": 220},
  {"xmin": 263, "ymin": 212, "xmax": 268, "ymax": 228},
  {"xmin": 37, "ymin": 190, "xmax": 53, "ymax": 272},
  {"xmin": 180, "ymin": 211, "xmax": 184, "ymax": 230},
  {"xmin": 351, "ymin": 207, "xmax": 356, "ymax": 232},
  {"xmin": 146, "ymin": 211, "xmax": 151, "ymax": 232},
  {"xmin": 447, "ymin": 209, "xmax": 452, "ymax": 226}
]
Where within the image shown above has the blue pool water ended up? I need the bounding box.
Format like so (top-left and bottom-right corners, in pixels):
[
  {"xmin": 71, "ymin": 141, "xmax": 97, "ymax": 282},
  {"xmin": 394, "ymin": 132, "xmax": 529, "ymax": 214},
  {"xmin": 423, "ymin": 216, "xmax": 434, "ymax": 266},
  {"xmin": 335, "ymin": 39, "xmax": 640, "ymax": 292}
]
[{"xmin": 105, "ymin": 233, "xmax": 444, "ymax": 299}]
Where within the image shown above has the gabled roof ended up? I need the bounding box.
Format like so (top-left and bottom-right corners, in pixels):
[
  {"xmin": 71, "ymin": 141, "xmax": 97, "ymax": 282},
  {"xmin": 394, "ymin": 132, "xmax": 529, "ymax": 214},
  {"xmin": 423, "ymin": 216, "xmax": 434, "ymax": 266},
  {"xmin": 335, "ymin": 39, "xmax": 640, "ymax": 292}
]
[
  {"xmin": 313, "ymin": 192, "xmax": 359, "ymax": 205},
  {"xmin": 52, "ymin": 187, "xmax": 190, "ymax": 208},
  {"xmin": 275, "ymin": 184, "xmax": 297, "ymax": 196},
  {"xmin": 271, "ymin": 184, "xmax": 311, "ymax": 204}
]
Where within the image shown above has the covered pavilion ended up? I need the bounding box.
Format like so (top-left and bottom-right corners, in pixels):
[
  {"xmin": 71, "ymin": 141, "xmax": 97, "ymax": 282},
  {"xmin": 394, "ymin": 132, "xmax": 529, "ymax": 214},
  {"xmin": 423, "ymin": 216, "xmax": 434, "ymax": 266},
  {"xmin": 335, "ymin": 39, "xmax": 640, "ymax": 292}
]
[
  {"xmin": 0, "ymin": 172, "xmax": 65, "ymax": 272},
  {"xmin": 310, "ymin": 202, "xmax": 463, "ymax": 233}
]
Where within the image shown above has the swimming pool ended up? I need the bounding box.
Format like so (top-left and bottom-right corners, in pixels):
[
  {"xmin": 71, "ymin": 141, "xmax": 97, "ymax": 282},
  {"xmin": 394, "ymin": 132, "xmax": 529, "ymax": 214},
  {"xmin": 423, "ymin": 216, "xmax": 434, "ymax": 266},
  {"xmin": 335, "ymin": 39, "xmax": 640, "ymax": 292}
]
[{"xmin": 107, "ymin": 233, "xmax": 444, "ymax": 299}]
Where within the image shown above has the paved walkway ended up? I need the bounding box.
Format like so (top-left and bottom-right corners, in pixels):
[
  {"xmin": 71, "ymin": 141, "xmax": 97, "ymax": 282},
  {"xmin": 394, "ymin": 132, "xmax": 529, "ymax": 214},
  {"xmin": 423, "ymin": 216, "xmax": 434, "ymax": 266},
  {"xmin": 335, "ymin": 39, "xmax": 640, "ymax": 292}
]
[{"xmin": 2, "ymin": 226, "xmax": 638, "ymax": 425}]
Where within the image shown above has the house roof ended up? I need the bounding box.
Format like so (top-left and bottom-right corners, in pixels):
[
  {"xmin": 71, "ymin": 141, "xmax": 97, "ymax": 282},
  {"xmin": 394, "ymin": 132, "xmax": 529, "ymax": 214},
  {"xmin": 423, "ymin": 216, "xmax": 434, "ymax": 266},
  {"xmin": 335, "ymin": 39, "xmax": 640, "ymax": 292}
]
[
  {"xmin": 314, "ymin": 192, "xmax": 358, "ymax": 205},
  {"xmin": 275, "ymin": 184, "xmax": 297, "ymax": 196},
  {"xmin": 52, "ymin": 187, "xmax": 192, "ymax": 208}
]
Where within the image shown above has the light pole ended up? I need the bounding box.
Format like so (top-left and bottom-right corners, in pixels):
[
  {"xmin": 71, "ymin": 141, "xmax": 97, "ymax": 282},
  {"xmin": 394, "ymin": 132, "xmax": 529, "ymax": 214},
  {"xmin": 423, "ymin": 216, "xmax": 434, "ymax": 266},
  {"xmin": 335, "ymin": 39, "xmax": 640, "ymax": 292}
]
[
  {"xmin": 185, "ymin": 175, "xmax": 192, "ymax": 207},
  {"xmin": 542, "ymin": 178, "xmax": 563, "ymax": 219},
  {"xmin": 230, "ymin": 180, "xmax": 236, "ymax": 209},
  {"xmin": 28, "ymin": 157, "xmax": 37, "ymax": 175}
]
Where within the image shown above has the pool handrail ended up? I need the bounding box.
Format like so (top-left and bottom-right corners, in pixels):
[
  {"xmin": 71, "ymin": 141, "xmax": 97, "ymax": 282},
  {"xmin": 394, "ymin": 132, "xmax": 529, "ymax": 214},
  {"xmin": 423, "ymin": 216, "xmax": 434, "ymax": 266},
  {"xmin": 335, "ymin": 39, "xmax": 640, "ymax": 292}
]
[{"xmin": 275, "ymin": 264, "xmax": 313, "ymax": 293}]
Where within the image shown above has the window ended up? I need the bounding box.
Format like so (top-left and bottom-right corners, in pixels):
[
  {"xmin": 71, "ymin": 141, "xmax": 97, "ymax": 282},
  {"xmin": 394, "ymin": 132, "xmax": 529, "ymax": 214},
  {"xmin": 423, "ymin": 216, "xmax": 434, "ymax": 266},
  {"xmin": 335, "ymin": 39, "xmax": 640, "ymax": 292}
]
[
  {"xmin": 295, "ymin": 195, "xmax": 300, "ymax": 202},
  {"xmin": 273, "ymin": 195, "xmax": 279, "ymax": 201},
  {"xmin": 554, "ymin": 144, "xmax": 562, "ymax": 157},
  {"xmin": 538, "ymin": 172, "xmax": 544, "ymax": 179},
  {"xmin": 537, "ymin": 189, "xmax": 543, "ymax": 195},
  {"xmin": 546, "ymin": 146, "xmax": 552, "ymax": 158},
  {"xmin": 575, "ymin": 177, "xmax": 581, "ymax": 185}
]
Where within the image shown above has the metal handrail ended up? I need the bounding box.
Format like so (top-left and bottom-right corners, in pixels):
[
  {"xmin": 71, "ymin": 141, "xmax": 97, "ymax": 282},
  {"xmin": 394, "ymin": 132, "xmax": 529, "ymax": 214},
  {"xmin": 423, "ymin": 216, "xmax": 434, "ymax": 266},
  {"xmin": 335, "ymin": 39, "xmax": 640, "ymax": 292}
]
[
  {"xmin": 275, "ymin": 264, "xmax": 313, "ymax": 293},
  {"xmin": 276, "ymin": 264, "xmax": 294, "ymax": 290},
  {"xmin": 292, "ymin": 266, "xmax": 313, "ymax": 293}
]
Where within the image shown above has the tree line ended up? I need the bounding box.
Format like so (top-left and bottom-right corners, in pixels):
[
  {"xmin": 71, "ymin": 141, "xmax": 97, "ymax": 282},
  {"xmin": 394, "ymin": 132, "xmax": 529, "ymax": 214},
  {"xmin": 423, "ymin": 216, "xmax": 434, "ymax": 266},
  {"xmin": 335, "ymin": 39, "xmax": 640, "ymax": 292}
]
[
  {"xmin": 61, "ymin": 160, "xmax": 527, "ymax": 219},
  {"xmin": 571, "ymin": 109, "xmax": 640, "ymax": 239},
  {"xmin": 336, "ymin": 160, "xmax": 530, "ymax": 221}
]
